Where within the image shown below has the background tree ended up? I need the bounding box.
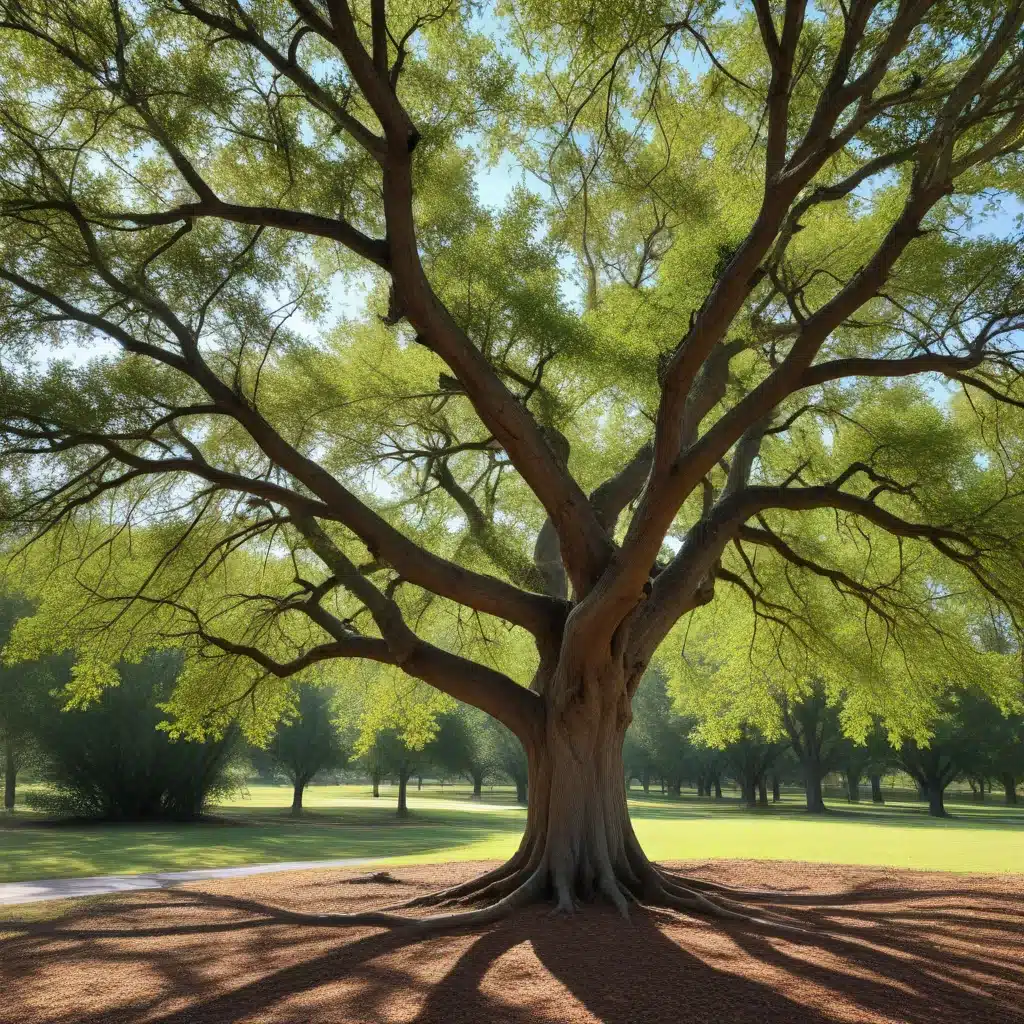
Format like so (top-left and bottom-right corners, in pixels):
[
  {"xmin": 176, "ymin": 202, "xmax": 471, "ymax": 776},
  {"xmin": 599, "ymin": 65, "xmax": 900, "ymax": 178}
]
[
  {"xmin": 778, "ymin": 684, "xmax": 846, "ymax": 813},
  {"xmin": 625, "ymin": 671, "xmax": 694, "ymax": 797},
  {"xmin": 3, "ymin": 0, "xmax": 1024, "ymax": 925},
  {"xmin": 952, "ymin": 689, "xmax": 1024, "ymax": 806},
  {"xmin": 30, "ymin": 651, "xmax": 241, "ymax": 819},
  {"xmin": 262, "ymin": 683, "xmax": 348, "ymax": 814},
  {"xmin": 364, "ymin": 728, "xmax": 422, "ymax": 817},
  {"xmin": 693, "ymin": 747, "xmax": 726, "ymax": 801},
  {"xmin": 0, "ymin": 591, "xmax": 56, "ymax": 810},
  {"xmin": 893, "ymin": 689, "xmax": 993, "ymax": 817},
  {"xmin": 991, "ymin": 713, "xmax": 1024, "ymax": 806},
  {"xmin": 723, "ymin": 725, "xmax": 783, "ymax": 809},
  {"xmin": 484, "ymin": 717, "xmax": 529, "ymax": 804},
  {"xmin": 426, "ymin": 708, "xmax": 486, "ymax": 797},
  {"xmin": 836, "ymin": 723, "xmax": 893, "ymax": 804}
]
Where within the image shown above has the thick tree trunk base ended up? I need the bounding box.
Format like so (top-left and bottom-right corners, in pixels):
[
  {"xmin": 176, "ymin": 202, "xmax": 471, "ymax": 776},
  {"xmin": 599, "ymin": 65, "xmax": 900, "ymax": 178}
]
[
  {"xmin": 278, "ymin": 849, "xmax": 832, "ymax": 937},
  {"xmin": 277, "ymin": 677, "xmax": 838, "ymax": 934}
]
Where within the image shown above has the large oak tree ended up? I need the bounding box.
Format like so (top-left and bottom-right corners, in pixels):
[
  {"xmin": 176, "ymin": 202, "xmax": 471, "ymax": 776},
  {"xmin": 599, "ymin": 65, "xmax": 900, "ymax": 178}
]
[{"xmin": 2, "ymin": 0, "xmax": 1024, "ymax": 925}]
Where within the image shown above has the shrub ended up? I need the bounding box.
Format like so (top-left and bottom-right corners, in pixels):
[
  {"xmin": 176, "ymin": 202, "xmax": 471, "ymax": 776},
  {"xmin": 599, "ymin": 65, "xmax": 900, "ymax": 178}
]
[{"xmin": 29, "ymin": 651, "xmax": 241, "ymax": 820}]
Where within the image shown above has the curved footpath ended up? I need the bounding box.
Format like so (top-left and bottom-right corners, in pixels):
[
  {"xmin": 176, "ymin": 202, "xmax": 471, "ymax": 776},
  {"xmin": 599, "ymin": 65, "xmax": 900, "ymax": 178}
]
[{"xmin": 0, "ymin": 857, "xmax": 381, "ymax": 905}]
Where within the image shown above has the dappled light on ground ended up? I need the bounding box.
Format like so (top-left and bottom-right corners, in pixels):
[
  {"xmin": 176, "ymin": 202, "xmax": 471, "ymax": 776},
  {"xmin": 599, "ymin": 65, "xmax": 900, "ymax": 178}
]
[{"xmin": 1, "ymin": 860, "xmax": 1021, "ymax": 1023}]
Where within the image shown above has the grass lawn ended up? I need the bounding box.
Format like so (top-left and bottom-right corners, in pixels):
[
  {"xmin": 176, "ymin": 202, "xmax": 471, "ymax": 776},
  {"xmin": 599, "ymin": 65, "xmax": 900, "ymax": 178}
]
[{"xmin": 1, "ymin": 782, "xmax": 1021, "ymax": 883}]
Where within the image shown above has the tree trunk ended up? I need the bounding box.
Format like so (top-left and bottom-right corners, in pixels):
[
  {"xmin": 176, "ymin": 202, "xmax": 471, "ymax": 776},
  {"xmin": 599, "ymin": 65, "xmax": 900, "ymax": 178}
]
[
  {"xmin": 696, "ymin": 776, "xmax": 706, "ymax": 798},
  {"xmin": 845, "ymin": 770, "xmax": 862, "ymax": 803},
  {"xmin": 771, "ymin": 775, "xmax": 780, "ymax": 803},
  {"xmin": 417, "ymin": 775, "xmax": 422, "ymax": 791},
  {"xmin": 641, "ymin": 769, "xmax": 650, "ymax": 795},
  {"xmin": 757, "ymin": 775, "xmax": 768, "ymax": 807},
  {"xmin": 290, "ymin": 778, "xmax": 305, "ymax": 815},
  {"xmin": 397, "ymin": 766, "xmax": 410, "ymax": 817},
  {"xmin": 1002, "ymin": 773, "xmax": 1018, "ymax": 805},
  {"xmin": 501, "ymin": 664, "xmax": 661, "ymax": 913},
  {"xmin": 870, "ymin": 774, "xmax": 884, "ymax": 804},
  {"xmin": 472, "ymin": 772, "xmax": 483, "ymax": 799},
  {"xmin": 739, "ymin": 773, "xmax": 757, "ymax": 808},
  {"xmin": 804, "ymin": 763, "xmax": 826, "ymax": 813},
  {"xmin": 927, "ymin": 784, "xmax": 947, "ymax": 818},
  {"xmin": 713, "ymin": 777, "xmax": 722, "ymax": 799},
  {"xmin": 423, "ymin": 663, "xmax": 752, "ymax": 917},
  {"xmin": 371, "ymin": 770, "xmax": 380, "ymax": 798},
  {"xmin": 515, "ymin": 775, "xmax": 527, "ymax": 805},
  {"xmin": 3, "ymin": 747, "xmax": 15, "ymax": 812}
]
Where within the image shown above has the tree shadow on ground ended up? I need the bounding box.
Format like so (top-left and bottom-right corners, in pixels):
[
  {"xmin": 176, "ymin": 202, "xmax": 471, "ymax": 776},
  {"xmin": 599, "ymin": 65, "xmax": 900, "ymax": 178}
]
[{"xmin": 2, "ymin": 866, "xmax": 1021, "ymax": 1024}]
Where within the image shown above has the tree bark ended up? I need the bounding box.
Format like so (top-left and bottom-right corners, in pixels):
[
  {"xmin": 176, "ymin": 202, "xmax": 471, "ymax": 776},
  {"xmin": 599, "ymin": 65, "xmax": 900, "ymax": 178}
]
[
  {"xmin": 515, "ymin": 775, "xmax": 527, "ymax": 805},
  {"xmin": 3, "ymin": 747, "xmax": 15, "ymax": 812},
  {"xmin": 291, "ymin": 778, "xmax": 305, "ymax": 815},
  {"xmin": 472, "ymin": 771, "xmax": 483, "ymax": 799},
  {"xmin": 771, "ymin": 774, "xmax": 780, "ymax": 802},
  {"xmin": 757, "ymin": 775, "xmax": 768, "ymax": 807},
  {"xmin": 845, "ymin": 770, "xmax": 862, "ymax": 803},
  {"xmin": 397, "ymin": 765, "xmax": 410, "ymax": 817},
  {"xmin": 696, "ymin": 776, "xmax": 706, "ymax": 797},
  {"xmin": 803, "ymin": 762, "xmax": 826, "ymax": 813},
  {"xmin": 927, "ymin": 784, "xmax": 947, "ymax": 818},
  {"xmin": 1002, "ymin": 773, "xmax": 1018, "ymax": 805},
  {"xmin": 417, "ymin": 775, "xmax": 423, "ymax": 791},
  {"xmin": 372, "ymin": 771, "xmax": 380, "ymax": 798},
  {"xmin": 740, "ymin": 775, "xmax": 757, "ymax": 808},
  {"xmin": 641, "ymin": 769, "xmax": 650, "ymax": 794},
  {"xmin": 492, "ymin": 660, "xmax": 656, "ymax": 914},
  {"xmin": 870, "ymin": 774, "xmax": 884, "ymax": 803},
  {"xmin": 713, "ymin": 777, "xmax": 722, "ymax": 799}
]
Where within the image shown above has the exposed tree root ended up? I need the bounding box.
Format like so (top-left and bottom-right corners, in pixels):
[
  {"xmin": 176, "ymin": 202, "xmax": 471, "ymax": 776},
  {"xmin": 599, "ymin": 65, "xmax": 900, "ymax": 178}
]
[
  {"xmin": 276, "ymin": 859, "xmax": 819, "ymax": 937},
  {"xmin": 656, "ymin": 867, "xmax": 916, "ymax": 906},
  {"xmin": 346, "ymin": 871, "xmax": 404, "ymax": 885},
  {"xmin": 385, "ymin": 842, "xmax": 537, "ymax": 911},
  {"xmin": 269, "ymin": 867, "xmax": 548, "ymax": 935}
]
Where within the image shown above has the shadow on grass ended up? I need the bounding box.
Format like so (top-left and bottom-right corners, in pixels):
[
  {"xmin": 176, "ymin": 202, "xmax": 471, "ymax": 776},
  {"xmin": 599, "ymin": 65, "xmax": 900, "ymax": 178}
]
[
  {"xmin": 626, "ymin": 796, "xmax": 1024, "ymax": 830},
  {"xmin": 0, "ymin": 812, "xmax": 526, "ymax": 884},
  {"xmin": 1, "ymin": 870, "xmax": 1021, "ymax": 1024}
]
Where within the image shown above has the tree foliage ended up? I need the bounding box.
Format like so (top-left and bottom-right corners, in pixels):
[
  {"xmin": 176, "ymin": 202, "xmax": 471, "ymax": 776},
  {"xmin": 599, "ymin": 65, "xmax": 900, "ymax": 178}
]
[{"xmin": 29, "ymin": 650, "xmax": 242, "ymax": 819}]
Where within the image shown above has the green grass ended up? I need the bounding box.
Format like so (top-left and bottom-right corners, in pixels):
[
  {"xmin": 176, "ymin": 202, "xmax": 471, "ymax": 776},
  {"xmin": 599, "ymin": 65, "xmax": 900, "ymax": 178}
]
[{"xmin": 1, "ymin": 782, "xmax": 1021, "ymax": 883}]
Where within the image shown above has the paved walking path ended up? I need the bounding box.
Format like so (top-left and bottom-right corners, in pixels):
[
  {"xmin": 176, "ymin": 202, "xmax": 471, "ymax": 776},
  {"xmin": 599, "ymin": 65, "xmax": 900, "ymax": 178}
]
[{"xmin": 0, "ymin": 857, "xmax": 380, "ymax": 906}]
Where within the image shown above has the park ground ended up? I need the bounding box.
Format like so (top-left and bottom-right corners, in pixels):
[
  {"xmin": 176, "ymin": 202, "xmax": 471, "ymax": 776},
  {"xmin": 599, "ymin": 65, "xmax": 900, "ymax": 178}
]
[
  {"xmin": 1, "ymin": 858, "xmax": 1022, "ymax": 1023},
  {"xmin": 2, "ymin": 784, "xmax": 1022, "ymax": 1023}
]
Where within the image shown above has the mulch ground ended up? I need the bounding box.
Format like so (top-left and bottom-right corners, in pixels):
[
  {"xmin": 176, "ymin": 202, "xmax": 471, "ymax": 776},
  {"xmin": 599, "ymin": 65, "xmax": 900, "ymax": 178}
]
[{"xmin": 1, "ymin": 859, "xmax": 1022, "ymax": 1024}]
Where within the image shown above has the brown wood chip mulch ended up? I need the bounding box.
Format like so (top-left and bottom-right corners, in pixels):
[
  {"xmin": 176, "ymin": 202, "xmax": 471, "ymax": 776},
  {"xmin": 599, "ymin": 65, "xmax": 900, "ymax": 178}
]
[{"xmin": 2, "ymin": 859, "xmax": 1021, "ymax": 1024}]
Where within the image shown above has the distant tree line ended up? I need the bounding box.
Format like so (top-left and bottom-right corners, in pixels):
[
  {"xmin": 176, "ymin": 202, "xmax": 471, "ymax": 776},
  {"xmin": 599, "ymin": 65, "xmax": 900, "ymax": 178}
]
[{"xmin": 624, "ymin": 674, "xmax": 1024, "ymax": 818}]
